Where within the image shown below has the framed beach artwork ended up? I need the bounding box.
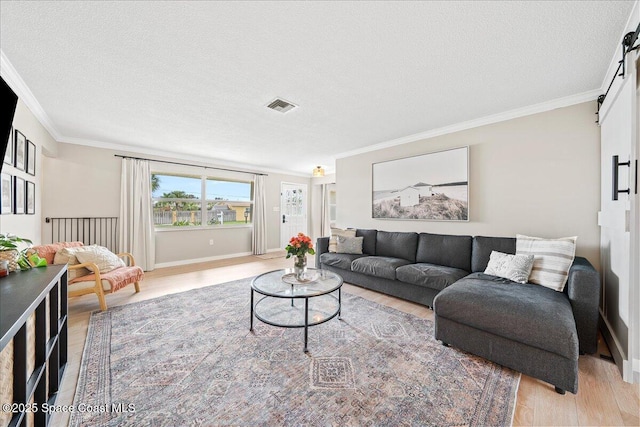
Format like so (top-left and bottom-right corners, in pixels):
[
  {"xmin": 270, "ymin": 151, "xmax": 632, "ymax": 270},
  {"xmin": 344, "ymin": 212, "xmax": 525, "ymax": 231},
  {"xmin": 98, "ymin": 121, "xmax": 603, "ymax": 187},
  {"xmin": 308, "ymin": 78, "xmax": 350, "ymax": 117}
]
[
  {"xmin": 26, "ymin": 140, "xmax": 36, "ymax": 175},
  {"xmin": 26, "ymin": 181, "xmax": 35, "ymax": 214},
  {"xmin": 14, "ymin": 130, "xmax": 26, "ymax": 171},
  {"xmin": 4, "ymin": 126, "xmax": 13, "ymax": 165},
  {"xmin": 372, "ymin": 146, "xmax": 469, "ymax": 221},
  {"xmin": 1, "ymin": 173, "xmax": 12, "ymax": 214},
  {"xmin": 14, "ymin": 176, "xmax": 25, "ymax": 214}
]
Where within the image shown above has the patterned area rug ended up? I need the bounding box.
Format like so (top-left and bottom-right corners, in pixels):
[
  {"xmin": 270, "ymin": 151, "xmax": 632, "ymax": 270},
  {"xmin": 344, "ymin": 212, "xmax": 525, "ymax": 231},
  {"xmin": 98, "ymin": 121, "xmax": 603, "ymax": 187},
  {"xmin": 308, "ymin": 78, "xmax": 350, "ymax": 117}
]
[{"xmin": 71, "ymin": 278, "xmax": 520, "ymax": 426}]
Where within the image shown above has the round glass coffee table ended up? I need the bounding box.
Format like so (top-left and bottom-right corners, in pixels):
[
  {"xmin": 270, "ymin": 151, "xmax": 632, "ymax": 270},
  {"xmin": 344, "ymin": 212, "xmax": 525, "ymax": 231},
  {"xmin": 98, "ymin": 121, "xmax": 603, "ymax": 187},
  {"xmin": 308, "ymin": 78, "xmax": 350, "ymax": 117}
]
[{"xmin": 250, "ymin": 268, "xmax": 343, "ymax": 352}]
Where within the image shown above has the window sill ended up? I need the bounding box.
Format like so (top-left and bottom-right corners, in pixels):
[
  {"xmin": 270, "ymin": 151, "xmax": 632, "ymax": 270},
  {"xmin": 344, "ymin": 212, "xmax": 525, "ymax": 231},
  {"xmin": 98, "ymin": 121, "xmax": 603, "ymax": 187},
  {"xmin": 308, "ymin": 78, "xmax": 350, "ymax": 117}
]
[{"xmin": 154, "ymin": 225, "xmax": 253, "ymax": 233}]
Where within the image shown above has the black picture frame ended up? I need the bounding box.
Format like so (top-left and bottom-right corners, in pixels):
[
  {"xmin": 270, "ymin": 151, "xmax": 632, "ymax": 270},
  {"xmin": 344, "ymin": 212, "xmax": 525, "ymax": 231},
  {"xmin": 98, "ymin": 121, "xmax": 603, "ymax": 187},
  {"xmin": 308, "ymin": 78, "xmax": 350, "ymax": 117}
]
[
  {"xmin": 26, "ymin": 181, "xmax": 35, "ymax": 215},
  {"xmin": 26, "ymin": 140, "xmax": 36, "ymax": 176},
  {"xmin": 1, "ymin": 173, "xmax": 12, "ymax": 214},
  {"xmin": 14, "ymin": 130, "xmax": 25, "ymax": 171},
  {"xmin": 3, "ymin": 126, "xmax": 13, "ymax": 165},
  {"xmin": 14, "ymin": 176, "xmax": 24, "ymax": 214}
]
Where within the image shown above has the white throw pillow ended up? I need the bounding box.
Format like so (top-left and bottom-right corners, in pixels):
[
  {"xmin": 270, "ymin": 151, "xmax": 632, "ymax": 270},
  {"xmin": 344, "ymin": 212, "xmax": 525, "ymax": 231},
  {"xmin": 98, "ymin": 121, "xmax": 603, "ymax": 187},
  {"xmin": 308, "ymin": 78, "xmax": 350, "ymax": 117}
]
[
  {"xmin": 53, "ymin": 247, "xmax": 92, "ymax": 280},
  {"xmin": 74, "ymin": 245, "xmax": 126, "ymax": 274},
  {"xmin": 484, "ymin": 251, "xmax": 535, "ymax": 284},
  {"xmin": 516, "ymin": 234, "xmax": 577, "ymax": 292},
  {"xmin": 329, "ymin": 228, "xmax": 356, "ymax": 253}
]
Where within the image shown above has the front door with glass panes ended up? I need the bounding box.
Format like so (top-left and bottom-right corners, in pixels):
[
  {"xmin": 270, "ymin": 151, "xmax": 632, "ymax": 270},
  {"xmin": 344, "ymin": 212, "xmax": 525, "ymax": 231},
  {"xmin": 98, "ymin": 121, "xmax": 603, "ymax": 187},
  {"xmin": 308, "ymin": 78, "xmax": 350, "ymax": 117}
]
[{"xmin": 280, "ymin": 182, "xmax": 308, "ymax": 248}]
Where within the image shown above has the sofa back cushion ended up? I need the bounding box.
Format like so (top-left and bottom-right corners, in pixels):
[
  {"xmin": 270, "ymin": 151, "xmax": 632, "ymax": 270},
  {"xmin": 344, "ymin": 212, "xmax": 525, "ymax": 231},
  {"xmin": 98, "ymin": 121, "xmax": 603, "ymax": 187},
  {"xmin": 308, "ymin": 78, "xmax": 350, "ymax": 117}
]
[
  {"xmin": 356, "ymin": 229, "xmax": 377, "ymax": 255},
  {"xmin": 416, "ymin": 233, "xmax": 472, "ymax": 271},
  {"xmin": 376, "ymin": 231, "xmax": 418, "ymax": 262},
  {"xmin": 471, "ymin": 236, "xmax": 516, "ymax": 272}
]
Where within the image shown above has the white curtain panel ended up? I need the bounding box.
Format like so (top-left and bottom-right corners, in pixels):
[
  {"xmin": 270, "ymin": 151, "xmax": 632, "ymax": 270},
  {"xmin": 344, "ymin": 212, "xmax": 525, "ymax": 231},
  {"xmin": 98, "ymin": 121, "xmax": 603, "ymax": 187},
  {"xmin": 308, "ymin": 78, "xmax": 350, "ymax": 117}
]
[
  {"xmin": 252, "ymin": 174, "xmax": 267, "ymax": 255},
  {"xmin": 119, "ymin": 158, "xmax": 155, "ymax": 271},
  {"xmin": 321, "ymin": 183, "xmax": 331, "ymax": 237}
]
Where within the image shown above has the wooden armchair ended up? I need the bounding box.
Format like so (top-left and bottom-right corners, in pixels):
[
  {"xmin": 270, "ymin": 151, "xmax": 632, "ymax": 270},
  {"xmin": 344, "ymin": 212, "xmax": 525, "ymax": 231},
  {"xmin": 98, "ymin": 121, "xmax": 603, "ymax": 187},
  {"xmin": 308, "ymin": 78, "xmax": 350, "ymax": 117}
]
[{"xmin": 31, "ymin": 242, "xmax": 144, "ymax": 311}]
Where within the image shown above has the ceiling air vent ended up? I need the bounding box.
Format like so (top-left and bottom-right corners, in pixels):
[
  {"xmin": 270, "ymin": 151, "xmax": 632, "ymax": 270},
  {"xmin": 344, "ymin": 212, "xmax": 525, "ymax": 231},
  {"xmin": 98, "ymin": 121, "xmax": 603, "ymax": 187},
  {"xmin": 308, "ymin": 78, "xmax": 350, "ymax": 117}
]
[{"xmin": 266, "ymin": 98, "xmax": 298, "ymax": 113}]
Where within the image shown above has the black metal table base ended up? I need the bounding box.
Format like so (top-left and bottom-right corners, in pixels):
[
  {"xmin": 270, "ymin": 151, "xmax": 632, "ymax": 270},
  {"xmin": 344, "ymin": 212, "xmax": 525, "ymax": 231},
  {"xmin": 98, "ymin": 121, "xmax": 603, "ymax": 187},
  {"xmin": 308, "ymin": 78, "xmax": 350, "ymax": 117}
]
[{"xmin": 249, "ymin": 287, "xmax": 342, "ymax": 352}]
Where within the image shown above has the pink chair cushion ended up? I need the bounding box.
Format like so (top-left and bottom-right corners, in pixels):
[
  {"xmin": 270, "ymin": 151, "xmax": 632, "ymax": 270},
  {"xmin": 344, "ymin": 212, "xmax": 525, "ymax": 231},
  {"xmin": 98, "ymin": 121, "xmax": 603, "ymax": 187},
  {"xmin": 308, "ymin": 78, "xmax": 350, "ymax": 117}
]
[{"xmin": 70, "ymin": 265, "xmax": 144, "ymax": 293}]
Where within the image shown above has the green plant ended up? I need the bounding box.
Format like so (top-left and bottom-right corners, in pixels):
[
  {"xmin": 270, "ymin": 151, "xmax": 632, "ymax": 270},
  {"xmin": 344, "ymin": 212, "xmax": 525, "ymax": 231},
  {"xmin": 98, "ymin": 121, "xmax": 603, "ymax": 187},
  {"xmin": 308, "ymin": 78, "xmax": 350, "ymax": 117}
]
[{"xmin": 0, "ymin": 233, "xmax": 34, "ymax": 270}]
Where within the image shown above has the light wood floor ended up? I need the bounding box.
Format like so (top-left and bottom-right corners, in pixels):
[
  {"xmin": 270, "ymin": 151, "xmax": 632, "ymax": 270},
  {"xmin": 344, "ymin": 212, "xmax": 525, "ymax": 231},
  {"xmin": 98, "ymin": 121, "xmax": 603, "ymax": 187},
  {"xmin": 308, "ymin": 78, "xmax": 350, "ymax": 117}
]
[{"xmin": 51, "ymin": 254, "xmax": 639, "ymax": 427}]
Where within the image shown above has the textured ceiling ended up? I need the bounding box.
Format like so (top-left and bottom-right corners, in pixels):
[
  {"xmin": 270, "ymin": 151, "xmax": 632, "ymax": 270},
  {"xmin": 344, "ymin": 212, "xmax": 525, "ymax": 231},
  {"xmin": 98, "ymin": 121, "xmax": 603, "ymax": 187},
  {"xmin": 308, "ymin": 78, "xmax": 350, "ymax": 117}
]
[{"xmin": 0, "ymin": 1, "xmax": 634, "ymax": 175}]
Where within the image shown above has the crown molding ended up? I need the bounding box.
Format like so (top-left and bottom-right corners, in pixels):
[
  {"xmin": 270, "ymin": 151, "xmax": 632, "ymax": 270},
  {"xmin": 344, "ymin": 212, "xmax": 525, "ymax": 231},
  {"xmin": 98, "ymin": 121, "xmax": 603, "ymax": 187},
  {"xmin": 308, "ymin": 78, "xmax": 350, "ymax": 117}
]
[
  {"xmin": 59, "ymin": 136, "xmax": 311, "ymax": 178},
  {"xmin": 334, "ymin": 89, "xmax": 600, "ymax": 160},
  {"xmin": 0, "ymin": 50, "xmax": 62, "ymax": 140}
]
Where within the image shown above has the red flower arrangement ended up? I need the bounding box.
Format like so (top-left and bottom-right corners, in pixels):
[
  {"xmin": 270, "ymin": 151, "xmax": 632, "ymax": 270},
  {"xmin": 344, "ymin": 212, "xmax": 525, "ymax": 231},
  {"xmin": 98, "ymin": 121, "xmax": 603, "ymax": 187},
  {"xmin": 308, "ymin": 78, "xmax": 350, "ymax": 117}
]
[{"xmin": 285, "ymin": 232, "xmax": 315, "ymax": 258}]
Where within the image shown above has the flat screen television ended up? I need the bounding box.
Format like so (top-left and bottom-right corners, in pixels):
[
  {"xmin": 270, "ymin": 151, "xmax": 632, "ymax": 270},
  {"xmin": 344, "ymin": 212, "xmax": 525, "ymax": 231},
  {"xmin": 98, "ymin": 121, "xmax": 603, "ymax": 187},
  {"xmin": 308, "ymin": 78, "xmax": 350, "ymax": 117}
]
[{"xmin": 1, "ymin": 77, "xmax": 19, "ymax": 174}]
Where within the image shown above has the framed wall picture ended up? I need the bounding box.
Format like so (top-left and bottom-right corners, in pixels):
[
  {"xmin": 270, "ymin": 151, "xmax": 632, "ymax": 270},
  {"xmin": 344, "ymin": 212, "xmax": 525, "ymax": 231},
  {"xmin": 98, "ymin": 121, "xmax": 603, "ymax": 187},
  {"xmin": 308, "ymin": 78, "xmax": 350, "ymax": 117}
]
[
  {"xmin": 3, "ymin": 126, "xmax": 13, "ymax": 165},
  {"xmin": 1, "ymin": 173, "xmax": 12, "ymax": 214},
  {"xmin": 372, "ymin": 146, "xmax": 469, "ymax": 221},
  {"xmin": 26, "ymin": 140, "xmax": 36, "ymax": 176},
  {"xmin": 14, "ymin": 176, "xmax": 25, "ymax": 214},
  {"xmin": 14, "ymin": 130, "xmax": 26, "ymax": 171},
  {"xmin": 26, "ymin": 181, "xmax": 35, "ymax": 215}
]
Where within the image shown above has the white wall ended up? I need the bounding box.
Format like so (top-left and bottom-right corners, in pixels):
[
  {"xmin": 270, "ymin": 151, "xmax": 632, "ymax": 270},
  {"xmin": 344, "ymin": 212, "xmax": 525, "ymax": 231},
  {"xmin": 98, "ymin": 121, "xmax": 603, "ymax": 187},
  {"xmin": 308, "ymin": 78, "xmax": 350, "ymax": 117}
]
[
  {"xmin": 336, "ymin": 101, "xmax": 601, "ymax": 269},
  {"xmin": 0, "ymin": 98, "xmax": 58, "ymax": 244},
  {"xmin": 42, "ymin": 143, "xmax": 310, "ymax": 266}
]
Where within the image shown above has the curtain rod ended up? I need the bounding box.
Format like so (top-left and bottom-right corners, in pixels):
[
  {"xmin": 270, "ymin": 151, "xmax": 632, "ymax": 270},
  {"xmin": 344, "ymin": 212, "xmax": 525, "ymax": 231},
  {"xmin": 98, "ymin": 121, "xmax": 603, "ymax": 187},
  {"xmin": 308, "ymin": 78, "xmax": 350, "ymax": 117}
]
[{"xmin": 114, "ymin": 154, "xmax": 268, "ymax": 176}]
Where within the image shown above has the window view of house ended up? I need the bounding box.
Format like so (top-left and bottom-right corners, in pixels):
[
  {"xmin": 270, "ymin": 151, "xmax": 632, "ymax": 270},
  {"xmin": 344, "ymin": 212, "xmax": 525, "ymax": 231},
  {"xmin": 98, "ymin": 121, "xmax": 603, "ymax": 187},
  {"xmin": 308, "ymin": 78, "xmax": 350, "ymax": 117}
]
[{"xmin": 152, "ymin": 174, "xmax": 253, "ymax": 228}]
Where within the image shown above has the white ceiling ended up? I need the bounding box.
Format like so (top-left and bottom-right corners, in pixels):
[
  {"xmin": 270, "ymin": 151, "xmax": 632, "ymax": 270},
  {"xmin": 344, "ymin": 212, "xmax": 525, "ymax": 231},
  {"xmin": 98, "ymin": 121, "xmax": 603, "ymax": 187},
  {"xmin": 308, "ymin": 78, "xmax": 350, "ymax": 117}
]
[{"xmin": 0, "ymin": 1, "xmax": 634, "ymax": 176}]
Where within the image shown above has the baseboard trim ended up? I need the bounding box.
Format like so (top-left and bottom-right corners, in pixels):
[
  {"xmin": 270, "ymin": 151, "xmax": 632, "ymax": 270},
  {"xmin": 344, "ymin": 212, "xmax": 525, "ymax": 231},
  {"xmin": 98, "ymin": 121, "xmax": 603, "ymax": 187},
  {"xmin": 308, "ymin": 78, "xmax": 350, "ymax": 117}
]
[
  {"xmin": 599, "ymin": 309, "xmax": 628, "ymax": 380},
  {"xmin": 154, "ymin": 251, "xmax": 253, "ymax": 269}
]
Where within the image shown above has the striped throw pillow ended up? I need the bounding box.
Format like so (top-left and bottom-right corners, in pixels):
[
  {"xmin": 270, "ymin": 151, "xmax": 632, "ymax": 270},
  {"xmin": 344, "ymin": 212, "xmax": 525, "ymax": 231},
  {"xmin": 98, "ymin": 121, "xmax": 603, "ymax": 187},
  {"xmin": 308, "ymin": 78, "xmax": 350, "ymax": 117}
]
[
  {"xmin": 515, "ymin": 234, "xmax": 577, "ymax": 292},
  {"xmin": 329, "ymin": 228, "xmax": 356, "ymax": 253}
]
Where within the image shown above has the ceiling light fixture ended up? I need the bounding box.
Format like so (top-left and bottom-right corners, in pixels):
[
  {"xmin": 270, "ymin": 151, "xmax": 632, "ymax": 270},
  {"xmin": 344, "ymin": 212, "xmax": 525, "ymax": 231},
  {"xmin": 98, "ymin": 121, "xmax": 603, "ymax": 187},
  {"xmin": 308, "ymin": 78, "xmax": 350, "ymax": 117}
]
[{"xmin": 313, "ymin": 166, "xmax": 325, "ymax": 177}]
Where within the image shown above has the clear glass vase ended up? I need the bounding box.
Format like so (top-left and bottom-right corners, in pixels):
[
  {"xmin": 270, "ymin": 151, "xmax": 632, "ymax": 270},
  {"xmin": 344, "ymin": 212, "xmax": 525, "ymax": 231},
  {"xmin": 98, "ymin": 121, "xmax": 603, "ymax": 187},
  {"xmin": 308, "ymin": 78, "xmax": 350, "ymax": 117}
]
[{"xmin": 294, "ymin": 255, "xmax": 307, "ymax": 279}]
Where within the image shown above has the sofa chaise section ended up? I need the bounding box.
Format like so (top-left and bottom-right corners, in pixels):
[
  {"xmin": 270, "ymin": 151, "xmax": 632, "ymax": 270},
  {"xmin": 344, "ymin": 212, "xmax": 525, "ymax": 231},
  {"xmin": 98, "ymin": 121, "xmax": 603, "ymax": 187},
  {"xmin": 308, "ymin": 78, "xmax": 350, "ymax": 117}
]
[{"xmin": 433, "ymin": 236, "xmax": 600, "ymax": 394}]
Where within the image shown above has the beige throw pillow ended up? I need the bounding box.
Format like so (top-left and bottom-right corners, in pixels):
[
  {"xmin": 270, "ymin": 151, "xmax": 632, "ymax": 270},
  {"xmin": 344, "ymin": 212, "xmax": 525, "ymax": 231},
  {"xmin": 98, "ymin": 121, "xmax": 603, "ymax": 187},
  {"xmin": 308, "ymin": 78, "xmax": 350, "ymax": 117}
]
[
  {"xmin": 53, "ymin": 247, "xmax": 92, "ymax": 280},
  {"xmin": 336, "ymin": 236, "xmax": 364, "ymax": 255},
  {"xmin": 516, "ymin": 234, "xmax": 577, "ymax": 292},
  {"xmin": 74, "ymin": 245, "xmax": 126, "ymax": 274},
  {"xmin": 329, "ymin": 228, "xmax": 356, "ymax": 253}
]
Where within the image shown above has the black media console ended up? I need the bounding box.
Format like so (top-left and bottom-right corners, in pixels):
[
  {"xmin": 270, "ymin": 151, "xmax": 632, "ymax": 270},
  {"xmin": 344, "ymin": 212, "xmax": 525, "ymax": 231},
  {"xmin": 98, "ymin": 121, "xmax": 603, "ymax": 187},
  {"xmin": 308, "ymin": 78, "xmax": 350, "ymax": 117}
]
[{"xmin": 0, "ymin": 265, "xmax": 68, "ymax": 427}]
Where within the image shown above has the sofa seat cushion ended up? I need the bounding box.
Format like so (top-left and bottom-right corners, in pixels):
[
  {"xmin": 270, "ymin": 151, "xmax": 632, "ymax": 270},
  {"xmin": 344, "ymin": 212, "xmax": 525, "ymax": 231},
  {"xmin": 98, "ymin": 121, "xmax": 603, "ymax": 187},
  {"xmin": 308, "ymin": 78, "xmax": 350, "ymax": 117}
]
[
  {"xmin": 319, "ymin": 252, "xmax": 365, "ymax": 270},
  {"xmin": 351, "ymin": 256, "xmax": 411, "ymax": 280},
  {"xmin": 434, "ymin": 272, "xmax": 578, "ymax": 360},
  {"xmin": 396, "ymin": 263, "xmax": 469, "ymax": 291}
]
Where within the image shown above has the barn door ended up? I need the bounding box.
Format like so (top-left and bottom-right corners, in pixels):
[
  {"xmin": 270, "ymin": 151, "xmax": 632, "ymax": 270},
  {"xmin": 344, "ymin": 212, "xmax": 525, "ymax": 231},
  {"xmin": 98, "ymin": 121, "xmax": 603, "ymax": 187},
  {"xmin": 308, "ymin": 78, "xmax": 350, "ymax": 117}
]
[{"xmin": 599, "ymin": 52, "xmax": 638, "ymax": 382}]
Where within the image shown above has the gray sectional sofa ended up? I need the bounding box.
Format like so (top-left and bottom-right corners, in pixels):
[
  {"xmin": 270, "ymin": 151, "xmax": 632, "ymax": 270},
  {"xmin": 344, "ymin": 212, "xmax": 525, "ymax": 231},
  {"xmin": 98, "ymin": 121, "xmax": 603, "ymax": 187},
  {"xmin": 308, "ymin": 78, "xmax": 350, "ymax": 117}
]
[{"xmin": 315, "ymin": 229, "xmax": 601, "ymax": 394}]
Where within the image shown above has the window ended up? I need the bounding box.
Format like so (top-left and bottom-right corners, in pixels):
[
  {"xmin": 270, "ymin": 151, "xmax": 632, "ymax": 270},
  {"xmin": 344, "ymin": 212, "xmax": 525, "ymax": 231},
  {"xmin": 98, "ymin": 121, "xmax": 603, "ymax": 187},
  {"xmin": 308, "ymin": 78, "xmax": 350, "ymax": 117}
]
[{"xmin": 152, "ymin": 174, "xmax": 253, "ymax": 228}]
